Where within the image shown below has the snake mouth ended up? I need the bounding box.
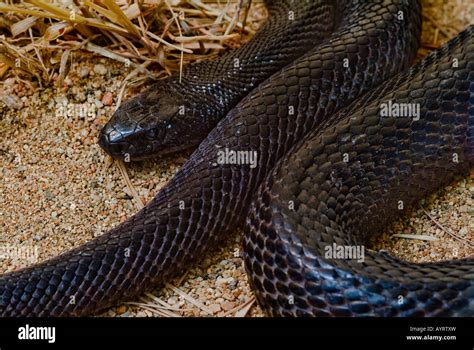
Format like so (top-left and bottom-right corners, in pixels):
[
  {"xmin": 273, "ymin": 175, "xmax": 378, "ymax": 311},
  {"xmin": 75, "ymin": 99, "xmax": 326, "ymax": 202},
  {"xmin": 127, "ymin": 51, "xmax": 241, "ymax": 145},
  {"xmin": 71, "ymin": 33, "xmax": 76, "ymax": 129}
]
[
  {"xmin": 98, "ymin": 126, "xmax": 195, "ymax": 161},
  {"xmin": 97, "ymin": 111, "xmax": 160, "ymax": 160},
  {"xmin": 97, "ymin": 128, "xmax": 127, "ymax": 159},
  {"xmin": 97, "ymin": 122, "xmax": 135, "ymax": 159}
]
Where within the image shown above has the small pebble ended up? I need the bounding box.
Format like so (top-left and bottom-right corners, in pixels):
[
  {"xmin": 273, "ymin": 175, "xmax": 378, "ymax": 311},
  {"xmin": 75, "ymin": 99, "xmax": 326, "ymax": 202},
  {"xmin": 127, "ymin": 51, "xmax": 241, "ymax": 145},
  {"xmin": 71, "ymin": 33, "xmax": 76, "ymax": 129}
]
[
  {"xmin": 44, "ymin": 191, "xmax": 55, "ymax": 200},
  {"xmin": 116, "ymin": 305, "xmax": 127, "ymax": 315},
  {"xmin": 102, "ymin": 92, "xmax": 114, "ymax": 106},
  {"xmin": 1, "ymin": 94, "xmax": 23, "ymax": 109},
  {"xmin": 79, "ymin": 67, "xmax": 90, "ymax": 78},
  {"xmin": 95, "ymin": 98, "xmax": 103, "ymax": 109},
  {"xmin": 221, "ymin": 301, "xmax": 236, "ymax": 312},
  {"xmin": 208, "ymin": 304, "xmax": 221, "ymax": 314},
  {"xmin": 458, "ymin": 227, "xmax": 468, "ymax": 237},
  {"xmin": 4, "ymin": 77, "xmax": 15, "ymax": 88},
  {"xmin": 94, "ymin": 64, "xmax": 108, "ymax": 75}
]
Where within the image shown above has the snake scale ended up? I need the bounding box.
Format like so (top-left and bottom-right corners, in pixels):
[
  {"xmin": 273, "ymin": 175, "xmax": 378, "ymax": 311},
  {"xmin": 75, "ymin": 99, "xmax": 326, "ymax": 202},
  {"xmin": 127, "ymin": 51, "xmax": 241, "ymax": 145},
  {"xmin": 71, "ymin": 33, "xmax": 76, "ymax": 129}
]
[{"xmin": 1, "ymin": 0, "xmax": 473, "ymax": 316}]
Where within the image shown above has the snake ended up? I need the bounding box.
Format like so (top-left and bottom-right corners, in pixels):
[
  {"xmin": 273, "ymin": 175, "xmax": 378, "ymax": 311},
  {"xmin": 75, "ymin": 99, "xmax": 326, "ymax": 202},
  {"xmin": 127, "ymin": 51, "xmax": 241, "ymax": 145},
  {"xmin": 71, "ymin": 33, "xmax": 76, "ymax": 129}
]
[
  {"xmin": 1, "ymin": 0, "xmax": 473, "ymax": 317},
  {"xmin": 98, "ymin": 0, "xmax": 338, "ymax": 159},
  {"xmin": 244, "ymin": 26, "xmax": 474, "ymax": 317}
]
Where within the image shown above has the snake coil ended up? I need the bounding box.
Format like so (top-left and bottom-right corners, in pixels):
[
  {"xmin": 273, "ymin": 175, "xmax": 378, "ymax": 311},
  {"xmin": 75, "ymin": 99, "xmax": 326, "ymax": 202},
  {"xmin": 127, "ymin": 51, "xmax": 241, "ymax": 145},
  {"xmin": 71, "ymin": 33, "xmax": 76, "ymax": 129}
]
[{"xmin": 1, "ymin": 0, "xmax": 472, "ymax": 317}]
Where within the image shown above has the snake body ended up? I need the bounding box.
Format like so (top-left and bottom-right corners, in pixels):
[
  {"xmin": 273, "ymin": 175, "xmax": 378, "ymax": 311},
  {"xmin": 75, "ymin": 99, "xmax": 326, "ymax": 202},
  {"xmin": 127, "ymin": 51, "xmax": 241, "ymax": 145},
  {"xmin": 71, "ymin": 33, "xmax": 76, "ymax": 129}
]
[
  {"xmin": 1, "ymin": 0, "xmax": 473, "ymax": 317},
  {"xmin": 99, "ymin": 0, "xmax": 338, "ymax": 159},
  {"xmin": 244, "ymin": 27, "xmax": 474, "ymax": 316}
]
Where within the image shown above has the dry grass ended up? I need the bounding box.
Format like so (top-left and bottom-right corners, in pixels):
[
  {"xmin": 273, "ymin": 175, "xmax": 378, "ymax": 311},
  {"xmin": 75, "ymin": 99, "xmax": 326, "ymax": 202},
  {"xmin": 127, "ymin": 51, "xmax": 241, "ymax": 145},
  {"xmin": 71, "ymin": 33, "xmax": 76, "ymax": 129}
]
[
  {"xmin": 1, "ymin": 0, "xmax": 473, "ymax": 86},
  {"xmin": 418, "ymin": 0, "xmax": 473, "ymax": 56},
  {"xmin": 0, "ymin": 0, "xmax": 266, "ymax": 84}
]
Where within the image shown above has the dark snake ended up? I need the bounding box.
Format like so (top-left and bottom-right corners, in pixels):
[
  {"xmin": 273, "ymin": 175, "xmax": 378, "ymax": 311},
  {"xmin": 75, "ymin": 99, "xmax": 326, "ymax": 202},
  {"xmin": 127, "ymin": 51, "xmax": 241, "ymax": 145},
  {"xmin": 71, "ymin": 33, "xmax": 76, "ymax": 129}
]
[{"xmin": 1, "ymin": 0, "xmax": 473, "ymax": 316}]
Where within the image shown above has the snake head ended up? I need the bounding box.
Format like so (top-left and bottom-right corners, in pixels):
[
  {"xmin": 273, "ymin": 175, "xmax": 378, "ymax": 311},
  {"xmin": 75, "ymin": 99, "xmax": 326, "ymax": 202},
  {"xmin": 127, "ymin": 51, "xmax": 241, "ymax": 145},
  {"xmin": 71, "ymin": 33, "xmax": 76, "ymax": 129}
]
[{"xmin": 98, "ymin": 84, "xmax": 205, "ymax": 161}]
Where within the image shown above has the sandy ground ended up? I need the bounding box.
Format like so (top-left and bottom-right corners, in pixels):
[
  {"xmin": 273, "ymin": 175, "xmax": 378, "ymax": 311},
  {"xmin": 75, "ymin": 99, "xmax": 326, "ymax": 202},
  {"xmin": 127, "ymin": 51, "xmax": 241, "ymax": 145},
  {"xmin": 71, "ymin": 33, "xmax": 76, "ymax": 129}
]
[{"xmin": 0, "ymin": 0, "xmax": 473, "ymax": 317}]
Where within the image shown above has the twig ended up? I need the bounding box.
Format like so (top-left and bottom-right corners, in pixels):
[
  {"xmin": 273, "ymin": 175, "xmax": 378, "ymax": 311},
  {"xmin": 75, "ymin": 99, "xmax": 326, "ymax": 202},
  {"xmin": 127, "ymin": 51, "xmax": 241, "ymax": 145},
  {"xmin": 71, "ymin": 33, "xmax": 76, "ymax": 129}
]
[
  {"xmin": 115, "ymin": 60, "xmax": 153, "ymax": 108},
  {"xmin": 422, "ymin": 208, "xmax": 474, "ymax": 248},
  {"xmin": 422, "ymin": 12, "xmax": 455, "ymax": 38},
  {"xmin": 115, "ymin": 160, "xmax": 145, "ymax": 210},
  {"xmin": 124, "ymin": 302, "xmax": 179, "ymax": 317},
  {"xmin": 392, "ymin": 233, "xmax": 439, "ymax": 242},
  {"xmin": 163, "ymin": 0, "xmax": 184, "ymax": 83},
  {"xmin": 175, "ymin": 270, "xmax": 190, "ymax": 286},
  {"xmin": 165, "ymin": 282, "xmax": 213, "ymax": 315},
  {"xmin": 143, "ymin": 292, "xmax": 191, "ymax": 312},
  {"xmin": 234, "ymin": 297, "xmax": 256, "ymax": 317}
]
